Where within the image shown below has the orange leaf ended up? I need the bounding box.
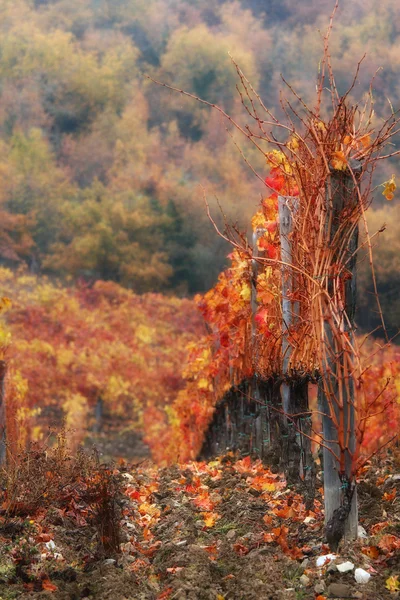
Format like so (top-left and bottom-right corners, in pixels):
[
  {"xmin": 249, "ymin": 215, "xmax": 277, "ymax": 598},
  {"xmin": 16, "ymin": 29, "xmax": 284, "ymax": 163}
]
[
  {"xmin": 370, "ymin": 522, "xmax": 389, "ymax": 535},
  {"xmin": 379, "ymin": 534, "xmax": 400, "ymax": 553},
  {"xmin": 263, "ymin": 514, "xmax": 273, "ymax": 525},
  {"xmin": 233, "ymin": 543, "xmax": 249, "ymax": 556},
  {"xmin": 42, "ymin": 579, "xmax": 58, "ymax": 592},
  {"xmin": 202, "ymin": 543, "xmax": 218, "ymax": 561},
  {"xmin": 157, "ymin": 587, "xmax": 173, "ymax": 600},
  {"xmin": 331, "ymin": 151, "xmax": 347, "ymax": 171},
  {"xmin": 361, "ymin": 546, "xmax": 380, "ymax": 559},
  {"xmin": 383, "ymin": 489, "xmax": 396, "ymax": 502},
  {"xmin": 203, "ymin": 512, "xmax": 220, "ymax": 528}
]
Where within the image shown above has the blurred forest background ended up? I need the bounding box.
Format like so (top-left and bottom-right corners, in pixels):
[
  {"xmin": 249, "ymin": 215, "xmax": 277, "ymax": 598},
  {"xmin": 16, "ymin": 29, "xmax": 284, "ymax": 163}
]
[{"xmin": 0, "ymin": 0, "xmax": 398, "ymax": 335}]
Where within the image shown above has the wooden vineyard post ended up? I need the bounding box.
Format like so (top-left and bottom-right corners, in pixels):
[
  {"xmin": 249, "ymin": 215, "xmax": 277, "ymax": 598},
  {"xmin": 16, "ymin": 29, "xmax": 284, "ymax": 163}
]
[
  {"xmin": 0, "ymin": 360, "xmax": 7, "ymax": 464},
  {"xmin": 93, "ymin": 397, "xmax": 103, "ymax": 433},
  {"xmin": 251, "ymin": 228, "xmax": 271, "ymax": 460},
  {"xmin": 319, "ymin": 163, "xmax": 361, "ymax": 542},
  {"xmin": 278, "ymin": 197, "xmax": 315, "ymax": 503}
]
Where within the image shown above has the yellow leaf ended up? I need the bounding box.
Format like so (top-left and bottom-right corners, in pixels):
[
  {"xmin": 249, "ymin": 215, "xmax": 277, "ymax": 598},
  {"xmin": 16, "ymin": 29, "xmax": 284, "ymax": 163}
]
[
  {"xmin": 287, "ymin": 135, "xmax": 299, "ymax": 152},
  {"xmin": 382, "ymin": 174, "xmax": 396, "ymax": 201},
  {"xmin": 239, "ymin": 283, "xmax": 251, "ymax": 302},
  {"xmin": 203, "ymin": 512, "xmax": 220, "ymax": 527},
  {"xmin": 331, "ymin": 151, "xmax": 347, "ymax": 171},
  {"xmin": 198, "ymin": 378, "xmax": 209, "ymax": 390},
  {"xmin": 386, "ymin": 575, "xmax": 400, "ymax": 592},
  {"xmin": 252, "ymin": 211, "xmax": 267, "ymax": 231}
]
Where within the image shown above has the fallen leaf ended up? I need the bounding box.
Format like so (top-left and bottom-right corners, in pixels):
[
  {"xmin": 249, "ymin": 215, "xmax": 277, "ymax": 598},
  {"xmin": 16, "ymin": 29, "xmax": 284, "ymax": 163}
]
[
  {"xmin": 157, "ymin": 587, "xmax": 173, "ymax": 600},
  {"xmin": 42, "ymin": 579, "xmax": 58, "ymax": 592},
  {"xmin": 386, "ymin": 575, "xmax": 400, "ymax": 593},
  {"xmin": 233, "ymin": 543, "xmax": 249, "ymax": 556},
  {"xmin": 361, "ymin": 545, "xmax": 380, "ymax": 559},
  {"xmin": 166, "ymin": 567, "xmax": 183, "ymax": 574}
]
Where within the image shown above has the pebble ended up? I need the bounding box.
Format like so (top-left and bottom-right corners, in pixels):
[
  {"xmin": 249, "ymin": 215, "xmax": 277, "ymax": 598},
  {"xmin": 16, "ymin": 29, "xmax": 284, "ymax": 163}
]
[
  {"xmin": 299, "ymin": 575, "xmax": 310, "ymax": 586},
  {"xmin": 300, "ymin": 558, "xmax": 309, "ymax": 569},
  {"xmin": 327, "ymin": 582, "xmax": 353, "ymax": 597},
  {"xmin": 103, "ymin": 559, "xmax": 116, "ymax": 566},
  {"xmin": 314, "ymin": 581, "xmax": 326, "ymax": 594},
  {"xmin": 226, "ymin": 529, "xmax": 236, "ymax": 540},
  {"xmin": 357, "ymin": 525, "xmax": 368, "ymax": 538},
  {"xmin": 337, "ymin": 561, "xmax": 355, "ymax": 573},
  {"xmin": 354, "ymin": 567, "xmax": 371, "ymax": 583},
  {"xmin": 326, "ymin": 562, "xmax": 339, "ymax": 573},
  {"xmin": 316, "ymin": 553, "xmax": 337, "ymax": 567}
]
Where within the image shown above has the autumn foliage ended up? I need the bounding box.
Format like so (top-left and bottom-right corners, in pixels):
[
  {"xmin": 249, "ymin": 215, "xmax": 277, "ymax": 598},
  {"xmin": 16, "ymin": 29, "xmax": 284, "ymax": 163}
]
[{"xmin": 0, "ymin": 269, "xmax": 203, "ymax": 451}]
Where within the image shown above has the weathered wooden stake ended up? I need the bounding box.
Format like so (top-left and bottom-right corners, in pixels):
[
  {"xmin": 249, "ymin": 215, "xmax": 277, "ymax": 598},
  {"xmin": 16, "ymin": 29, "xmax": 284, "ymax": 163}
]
[
  {"xmin": 278, "ymin": 196, "xmax": 299, "ymax": 411},
  {"xmin": 0, "ymin": 360, "xmax": 7, "ymax": 464},
  {"xmin": 319, "ymin": 164, "xmax": 361, "ymax": 541},
  {"xmin": 278, "ymin": 197, "xmax": 315, "ymax": 494}
]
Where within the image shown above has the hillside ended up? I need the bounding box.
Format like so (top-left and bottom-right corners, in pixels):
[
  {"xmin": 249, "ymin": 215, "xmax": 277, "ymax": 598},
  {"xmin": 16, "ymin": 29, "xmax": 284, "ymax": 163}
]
[
  {"xmin": 0, "ymin": 269, "xmax": 203, "ymax": 455},
  {"xmin": 0, "ymin": 1, "xmax": 397, "ymax": 331}
]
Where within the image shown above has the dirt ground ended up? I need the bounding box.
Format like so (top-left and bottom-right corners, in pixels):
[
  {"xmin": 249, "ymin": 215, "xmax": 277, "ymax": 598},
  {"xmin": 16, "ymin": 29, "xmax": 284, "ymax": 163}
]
[{"xmin": 0, "ymin": 448, "xmax": 399, "ymax": 600}]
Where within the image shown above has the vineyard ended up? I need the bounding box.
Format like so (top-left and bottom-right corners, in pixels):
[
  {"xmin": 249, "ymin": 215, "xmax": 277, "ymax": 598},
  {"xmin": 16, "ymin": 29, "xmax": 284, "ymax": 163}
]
[
  {"xmin": 0, "ymin": 269, "xmax": 203, "ymax": 455},
  {"xmin": 0, "ymin": 3, "xmax": 399, "ymax": 599}
]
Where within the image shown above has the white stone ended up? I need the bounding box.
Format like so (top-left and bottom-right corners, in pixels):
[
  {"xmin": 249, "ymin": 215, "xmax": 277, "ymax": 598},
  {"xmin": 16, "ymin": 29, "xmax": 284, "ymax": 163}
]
[
  {"xmin": 45, "ymin": 540, "xmax": 56, "ymax": 550},
  {"xmin": 53, "ymin": 553, "xmax": 64, "ymax": 561},
  {"xmin": 354, "ymin": 568, "xmax": 371, "ymax": 584},
  {"xmin": 337, "ymin": 561, "xmax": 354, "ymax": 573},
  {"xmin": 316, "ymin": 554, "xmax": 337, "ymax": 567},
  {"xmin": 358, "ymin": 525, "xmax": 368, "ymax": 538},
  {"xmin": 303, "ymin": 516, "xmax": 315, "ymax": 524}
]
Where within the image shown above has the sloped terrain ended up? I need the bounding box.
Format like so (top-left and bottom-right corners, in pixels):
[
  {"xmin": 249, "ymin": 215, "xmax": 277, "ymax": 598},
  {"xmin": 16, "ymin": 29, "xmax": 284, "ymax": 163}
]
[{"xmin": 0, "ymin": 448, "xmax": 399, "ymax": 600}]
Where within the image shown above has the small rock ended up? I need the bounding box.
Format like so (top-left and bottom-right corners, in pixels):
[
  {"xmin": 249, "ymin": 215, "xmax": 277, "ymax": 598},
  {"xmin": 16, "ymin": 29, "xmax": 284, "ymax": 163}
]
[
  {"xmin": 53, "ymin": 553, "xmax": 64, "ymax": 561},
  {"xmin": 195, "ymin": 521, "xmax": 204, "ymax": 530},
  {"xmin": 103, "ymin": 559, "xmax": 116, "ymax": 566},
  {"xmin": 301, "ymin": 558, "xmax": 309, "ymax": 569},
  {"xmin": 357, "ymin": 525, "xmax": 368, "ymax": 538},
  {"xmin": 45, "ymin": 540, "xmax": 56, "ymax": 551},
  {"xmin": 337, "ymin": 561, "xmax": 354, "ymax": 573},
  {"xmin": 354, "ymin": 568, "xmax": 371, "ymax": 584},
  {"xmin": 316, "ymin": 553, "xmax": 337, "ymax": 567},
  {"xmin": 326, "ymin": 563, "xmax": 338, "ymax": 574},
  {"xmin": 314, "ymin": 581, "xmax": 326, "ymax": 594},
  {"xmin": 303, "ymin": 516, "xmax": 315, "ymax": 524},
  {"xmin": 226, "ymin": 529, "xmax": 236, "ymax": 540},
  {"xmin": 299, "ymin": 574, "xmax": 310, "ymax": 586},
  {"xmin": 327, "ymin": 582, "xmax": 353, "ymax": 597}
]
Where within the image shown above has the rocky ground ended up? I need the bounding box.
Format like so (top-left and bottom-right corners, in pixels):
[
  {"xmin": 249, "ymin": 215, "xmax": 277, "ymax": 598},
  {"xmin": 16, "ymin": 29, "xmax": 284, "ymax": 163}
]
[{"xmin": 0, "ymin": 444, "xmax": 399, "ymax": 600}]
